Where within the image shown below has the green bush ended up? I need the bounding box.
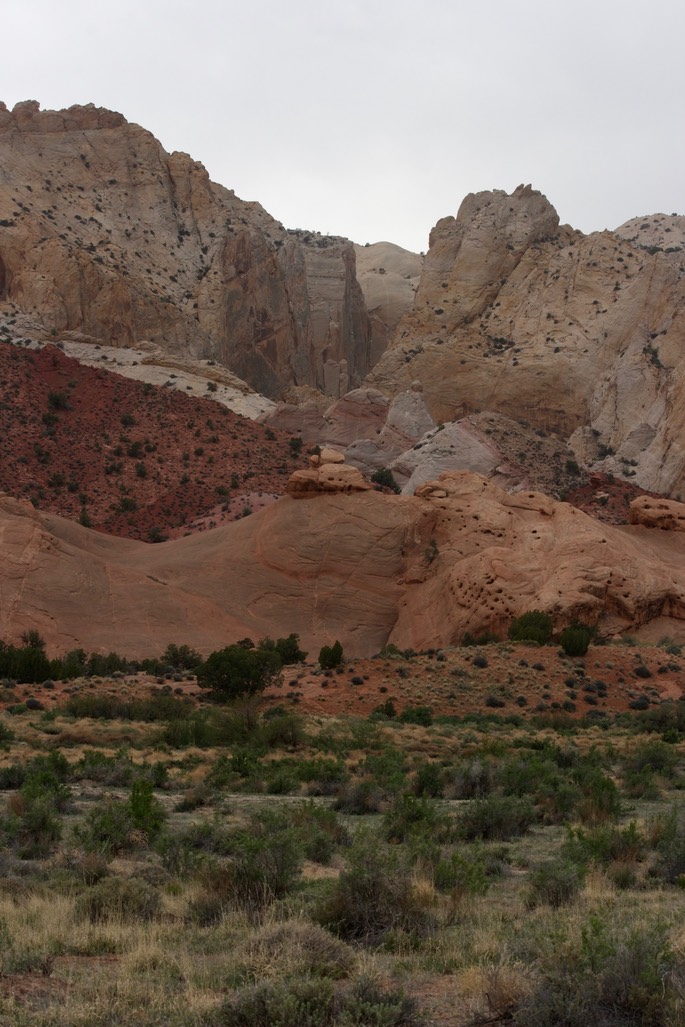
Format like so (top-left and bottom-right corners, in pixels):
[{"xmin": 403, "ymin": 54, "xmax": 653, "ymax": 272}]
[
  {"xmin": 508, "ymin": 610, "xmax": 553, "ymax": 645},
  {"xmin": 75, "ymin": 799, "xmax": 135, "ymax": 854},
  {"xmin": 197, "ymin": 645, "xmax": 282, "ymax": 699},
  {"xmin": 318, "ymin": 831, "xmax": 435, "ymax": 945},
  {"xmin": 319, "ymin": 641, "xmax": 344, "ymax": 670},
  {"xmin": 129, "ymin": 778, "xmax": 166, "ymax": 840},
  {"xmin": 516, "ymin": 916, "xmax": 681, "ymax": 1026},
  {"xmin": 210, "ymin": 809, "xmax": 304, "ymax": 911},
  {"xmin": 458, "ymin": 795, "xmax": 535, "ymax": 841},
  {"xmin": 433, "ymin": 847, "xmax": 491, "ymax": 897},
  {"xmin": 560, "ymin": 624, "xmax": 593, "ymax": 657},
  {"xmin": 383, "ymin": 794, "xmax": 453, "ymax": 845},
  {"xmin": 217, "ymin": 976, "xmax": 422, "ymax": 1026}
]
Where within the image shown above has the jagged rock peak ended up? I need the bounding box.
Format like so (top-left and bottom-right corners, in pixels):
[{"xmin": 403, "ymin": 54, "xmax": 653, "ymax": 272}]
[
  {"xmin": 416, "ymin": 184, "xmax": 562, "ymax": 325},
  {"xmin": 0, "ymin": 100, "xmax": 127, "ymax": 132}
]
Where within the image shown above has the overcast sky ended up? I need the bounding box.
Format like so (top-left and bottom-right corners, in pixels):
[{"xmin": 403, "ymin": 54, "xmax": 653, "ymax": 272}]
[{"xmin": 4, "ymin": 0, "xmax": 684, "ymax": 252}]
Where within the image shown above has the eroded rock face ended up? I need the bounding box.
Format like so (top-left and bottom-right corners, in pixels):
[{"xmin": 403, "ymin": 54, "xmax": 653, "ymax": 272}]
[
  {"xmin": 629, "ymin": 495, "xmax": 685, "ymax": 531},
  {"xmin": 286, "ymin": 450, "xmax": 372, "ymax": 497},
  {"xmin": 0, "ymin": 102, "xmax": 370, "ymax": 398},
  {"xmin": 3, "ymin": 471, "xmax": 685, "ymax": 658},
  {"xmin": 368, "ymin": 185, "xmax": 685, "ymax": 497}
]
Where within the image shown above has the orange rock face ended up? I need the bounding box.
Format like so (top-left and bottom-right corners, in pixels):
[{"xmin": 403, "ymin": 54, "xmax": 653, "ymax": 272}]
[{"xmin": 3, "ymin": 471, "xmax": 685, "ymax": 659}]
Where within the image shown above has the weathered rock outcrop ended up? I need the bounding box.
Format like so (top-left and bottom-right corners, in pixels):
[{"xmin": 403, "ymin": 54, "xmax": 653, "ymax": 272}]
[
  {"xmin": 3, "ymin": 471, "xmax": 685, "ymax": 658},
  {"xmin": 286, "ymin": 448, "xmax": 372, "ymax": 497},
  {"xmin": 629, "ymin": 495, "xmax": 685, "ymax": 531},
  {"xmin": 0, "ymin": 101, "xmax": 370, "ymax": 398},
  {"xmin": 368, "ymin": 186, "xmax": 685, "ymax": 496}
]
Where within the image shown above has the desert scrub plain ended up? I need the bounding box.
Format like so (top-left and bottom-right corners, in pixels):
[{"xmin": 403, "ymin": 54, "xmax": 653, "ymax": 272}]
[{"xmin": 1, "ymin": 643, "xmax": 685, "ymax": 1024}]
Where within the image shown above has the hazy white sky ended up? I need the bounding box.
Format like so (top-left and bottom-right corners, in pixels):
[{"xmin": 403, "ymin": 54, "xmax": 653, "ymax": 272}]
[{"xmin": 4, "ymin": 0, "xmax": 684, "ymax": 251}]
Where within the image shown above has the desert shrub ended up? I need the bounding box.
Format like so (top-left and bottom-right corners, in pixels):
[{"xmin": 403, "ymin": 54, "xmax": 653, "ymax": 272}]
[
  {"xmin": 129, "ymin": 778, "xmax": 166, "ymax": 841},
  {"xmin": 651, "ymin": 806, "xmax": 685, "ymax": 884},
  {"xmin": 235, "ymin": 920, "xmax": 355, "ymax": 983},
  {"xmin": 412, "ymin": 761, "xmax": 444, "ymax": 798},
  {"xmin": 318, "ymin": 831, "xmax": 436, "ymax": 944},
  {"xmin": 515, "ymin": 915, "xmax": 681, "ymax": 1027},
  {"xmin": 563, "ymin": 822, "xmax": 647, "ymax": 869},
  {"xmin": 526, "ymin": 859, "xmax": 585, "ymax": 908},
  {"xmin": 77, "ymin": 876, "xmax": 160, "ymax": 923},
  {"xmin": 433, "ymin": 847, "xmax": 491, "ymax": 897},
  {"xmin": 574, "ymin": 767, "xmax": 622, "ymax": 825},
  {"xmin": 458, "ymin": 795, "xmax": 535, "ymax": 841},
  {"xmin": 508, "ymin": 610, "xmax": 553, "ymax": 645},
  {"xmin": 449, "ymin": 758, "xmax": 495, "ymax": 799},
  {"xmin": 623, "ymin": 740, "xmax": 679, "ymax": 779},
  {"xmin": 363, "ymin": 747, "xmax": 408, "ymax": 793},
  {"xmin": 294, "ymin": 757, "xmax": 349, "ymax": 795},
  {"xmin": 4, "ymin": 792, "xmax": 62, "ymax": 858},
  {"xmin": 72, "ymin": 749, "xmax": 134, "ymax": 785},
  {"xmin": 499, "ymin": 754, "xmax": 580, "ymax": 824},
  {"xmin": 75, "ymin": 799, "xmax": 135, "ymax": 854},
  {"xmin": 65, "ymin": 691, "xmax": 191, "ymax": 722},
  {"xmin": 217, "ymin": 976, "xmax": 421, "ymax": 1027},
  {"xmin": 398, "ymin": 705, "xmax": 433, "ymax": 726},
  {"xmin": 290, "ymin": 801, "xmax": 349, "ymax": 864},
  {"xmin": 560, "ymin": 624, "xmax": 593, "ymax": 657},
  {"xmin": 213, "ymin": 809, "xmax": 303, "ymax": 909},
  {"xmin": 334, "ymin": 779, "xmax": 385, "ymax": 815},
  {"xmin": 262, "ymin": 712, "xmax": 306, "ymax": 748},
  {"xmin": 383, "ymin": 793, "xmax": 454, "ymax": 845},
  {"xmin": 319, "ymin": 641, "xmax": 344, "ymax": 670}
]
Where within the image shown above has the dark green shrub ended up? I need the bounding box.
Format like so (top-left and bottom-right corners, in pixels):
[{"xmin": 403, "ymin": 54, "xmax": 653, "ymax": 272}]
[
  {"xmin": 371, "ymin": 468, "xmax": 401, "ymax": 494},
  {"xmin": 383, "ymin": 794, "xmax": 454, "ymax": 845},
  {"xmin": 508, "ymin": 610, "xmax": 553, "ymax": 645},
  {"xmin": 216, "ymin": 809, "xmax": 304, "ymax": 909},
  {"xmin": 290, "ymin": 801, "xmax": 349, "ymax": 864},
  {"xmin": 319, "ymin": 641, "xmax": 344, "ymax": 670},
  {"xmin": 197, "ymin": 645, "xmax": 282, "ymax": 699},
  {"xmin": 562, "ymin": 822, "xmax": 647, "ymax": 868},
  {"xmin": 574, "ymin": 767, "xmax": 622, "ymax": 825},
  {"xmin": 651, "ymin": 806, "xmax": 685, "ymax": 884},
  {"xmin": 449, "ymin": 758, "xmax": 495, "ymax": 800},
  {"xmin": 458, "ymin": 795, "xmax": 535, "ymax": 841},
  {"xmin": 412, "ymin": 761, "xmax": 444, "ymax": 798},
  {"xmin": 560, "ymin": 624, "xmax": 593, "ymax": 657},
  {"xmin": 398, "ymin": 705, "xmax": 432, "ymax": 726}
]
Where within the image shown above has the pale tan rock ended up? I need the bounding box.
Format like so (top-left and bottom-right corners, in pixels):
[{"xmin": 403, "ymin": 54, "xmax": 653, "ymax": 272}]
[
  {"xmin": 0, "ymin": 102, "xmax": 370, "ymax": 399},
  {"xmin": 368, "ymin": 186, "xmax": 685, "ymax": 497},
  {"xmin": 354, "ymin": 242, "xmax": 423, "ymax": 363}
]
